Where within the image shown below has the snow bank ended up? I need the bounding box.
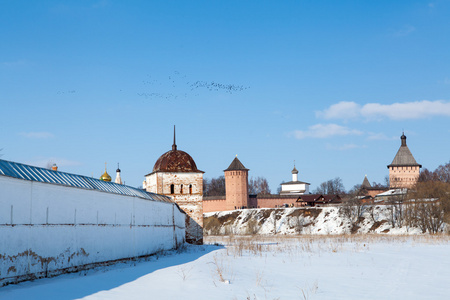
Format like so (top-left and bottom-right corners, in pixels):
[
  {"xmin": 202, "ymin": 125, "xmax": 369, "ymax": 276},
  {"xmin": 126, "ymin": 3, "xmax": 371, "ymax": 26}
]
[{"xmin": 204, "ymin": 205, "xmax": 430, "ymax": 236}]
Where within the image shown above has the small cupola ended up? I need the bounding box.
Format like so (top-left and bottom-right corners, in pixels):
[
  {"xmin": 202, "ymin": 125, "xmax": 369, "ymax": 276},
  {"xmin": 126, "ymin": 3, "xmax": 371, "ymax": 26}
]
[
  {"xmin": 401, "ymin": 132, "xmax": 407, "ymax": 146},
  {"xmin": 100, "ymin": 163, "xmax": 112, "ymax": 182},
  {"xmin": 115, "ymin": 163, "xmax": 123, "ymax": 184},
  {"xmin": 292, "ymin": 162, "xmax": 298, "ymax": 182}
]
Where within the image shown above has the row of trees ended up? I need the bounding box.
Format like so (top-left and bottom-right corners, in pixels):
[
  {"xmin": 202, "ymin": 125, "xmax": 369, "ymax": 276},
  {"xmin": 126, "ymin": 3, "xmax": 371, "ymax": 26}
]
[
  {"xmin": 204, "ymin": 175, "xmax": 375, "ymax": 197},
  {"xmin": 419, "ymin": 161, "xmax": 450, "ymax": 183},
  {"xmin": 203, "ymin": 176, "xmax": 271, "ymax": 196},
  {"xmin": 341, "ymin": 161, "xmax": 450, "ymax": 233}
]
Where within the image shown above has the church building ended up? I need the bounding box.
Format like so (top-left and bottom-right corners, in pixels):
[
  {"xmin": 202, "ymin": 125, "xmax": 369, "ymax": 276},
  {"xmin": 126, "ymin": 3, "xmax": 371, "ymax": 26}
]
[
  {"xmin": 279, "ymin": 164, "xmax": 310, "ymax": 195},
  {"xmin": 142, "ymin": 128, "xmax": 204, "ymax": 245}
]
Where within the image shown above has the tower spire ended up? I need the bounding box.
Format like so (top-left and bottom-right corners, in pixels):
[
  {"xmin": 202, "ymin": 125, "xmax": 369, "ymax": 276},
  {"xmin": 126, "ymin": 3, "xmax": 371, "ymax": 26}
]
[{"xmin": 172, "ymin": 125, "xmax": 177, "ymax": 151}]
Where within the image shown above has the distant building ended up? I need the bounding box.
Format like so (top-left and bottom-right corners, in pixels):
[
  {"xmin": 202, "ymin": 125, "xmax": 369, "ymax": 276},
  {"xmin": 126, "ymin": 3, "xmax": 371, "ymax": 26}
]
[
  {"xmin": 388, "ymin": 133, "xmax": 421, "ymax": 188},
  {"xmin": 358, "ymin": 175, "xmax": 388, "ymax": 199},
  {"xmin": 143, "ymin": 127, "xmax": 204, "ymax": 245},
  {"xmin": 279, "ymin": 164, "xmax": 310, "ymax": 195},
  {"xmin": 374, "ymin": 188, "xmax": 408, "ymax": 203},
  {"xmin": 203, "ymin": 157, "xmax": 340, "ymax": 213},
  {"xmin": 297, "ymin": 194, "xmax": 342, "ymax": 207}
]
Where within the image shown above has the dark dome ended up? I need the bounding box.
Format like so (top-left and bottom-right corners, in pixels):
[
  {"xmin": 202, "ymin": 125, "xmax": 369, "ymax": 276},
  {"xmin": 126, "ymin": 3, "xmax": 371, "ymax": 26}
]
[{"xmin": 152, "ymin": 149, "xmax": 203, "ymax": 173}]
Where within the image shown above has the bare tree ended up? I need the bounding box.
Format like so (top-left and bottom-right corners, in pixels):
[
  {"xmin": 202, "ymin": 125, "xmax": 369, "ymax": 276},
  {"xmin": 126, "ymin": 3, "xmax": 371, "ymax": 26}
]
[
  {"xmin": 384, "ymin": 175, "xmax": 390, "ymax": 187},
  {"xmin": 435, "ymin": 161, "xmax": 450, "ymax": 183},
  {"xmin": 341, "ymin": 186, "xmax": 367, "ymax": 232},
  {"xmin": 314, "ymin": 177, "xmax": 345, "ymax": 195},
  {"xmin": 418, "ymin": 161, "xmax": 450, "ymax": 183},
  {"xmin": 406, "ymin": 181, "xmax": 450, "ymax": 233},
  {"xmin": 418, "ymin": 168, "xmax": 436, "ymax": 182},
  {"xmin": 276, "ymin": 181, "xmax": 285, "ymax": 194},
  {"xmin": 248, "ymin": 176, "xmax": 271, "ymax": 195},
  {"xmin": 203, "ymin": 176, "xmax": 226, "ymax": 196},
  {"xmin": 385, "ymin": 193, "xmax": 406, "ymax": 228}
]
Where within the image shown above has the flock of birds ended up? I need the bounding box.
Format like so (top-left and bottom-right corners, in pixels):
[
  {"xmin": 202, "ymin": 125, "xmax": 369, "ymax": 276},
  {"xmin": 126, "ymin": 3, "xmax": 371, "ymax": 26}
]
[
  {"xmin": 56, "ymin": 90, "xmax": 76, "ymax": 95},
  {"xmin": 54, "ymin": 71, "xmax": 249, "ymax": 101},
  {"xmin": 137, "ymin": 71, "xmax": 249, "ymax": 101},
  {"xmin": 189, "ymin": 80, "xmax": 249, "ymax": 93}
]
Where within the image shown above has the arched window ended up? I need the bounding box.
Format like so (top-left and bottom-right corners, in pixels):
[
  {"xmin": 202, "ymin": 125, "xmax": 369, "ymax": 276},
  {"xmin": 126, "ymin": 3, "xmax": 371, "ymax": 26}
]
[
  {"xmin": 180, "ymin": 184, "xmax": 183, "ymax": 194},
  {"xmin": 189, "ymin": 184, "xmax": 193, "ymax": 194},
  {"xmin": 170, "ymin": 184, "xmax": 174, "ymax": 194}
]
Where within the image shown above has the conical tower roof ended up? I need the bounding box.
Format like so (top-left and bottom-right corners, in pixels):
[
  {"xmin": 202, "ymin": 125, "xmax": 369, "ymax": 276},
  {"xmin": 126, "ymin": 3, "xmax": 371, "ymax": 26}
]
[
  {"xmin": 387, "ymin": 133, "xmax": 422, "ymax": 168},
  {"xmin": 225, "ymin": 156, "xmax": 249, "ymax": 171},
  {"xmin": 361, "ymin": 175, "xmax": 371, "ymax": 189}
]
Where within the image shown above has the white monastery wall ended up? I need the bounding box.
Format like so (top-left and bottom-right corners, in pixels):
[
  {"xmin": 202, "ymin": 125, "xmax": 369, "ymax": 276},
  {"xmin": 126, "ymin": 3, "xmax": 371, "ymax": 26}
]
[{"xmin": 0, "ymin": 176, "xmax": 185, "ymax": 286}]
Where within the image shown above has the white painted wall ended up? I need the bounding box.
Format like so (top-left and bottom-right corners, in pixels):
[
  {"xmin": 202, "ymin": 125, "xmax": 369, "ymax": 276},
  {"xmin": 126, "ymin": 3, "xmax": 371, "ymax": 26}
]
[
  {"xmin": 0, "ymin": 175, "xmax": 185, "ymax": 286},
  {"xmin": 280, "ymin": 182, "xmax": 310, "ymax": 194}
]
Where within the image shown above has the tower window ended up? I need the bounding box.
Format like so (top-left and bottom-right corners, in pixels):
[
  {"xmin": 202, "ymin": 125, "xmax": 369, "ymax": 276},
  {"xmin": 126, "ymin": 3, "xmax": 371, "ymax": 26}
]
[
  {"xmin": 180, "ymin": 184, "xmax": 183, "ymax": 194},
  {"xmin": 189, "ymin": 184, "xmax": 192, "ymax": 194},
  {"xmin": 170, "ymin": 184, "xmax": 174, "ymax": 194}
]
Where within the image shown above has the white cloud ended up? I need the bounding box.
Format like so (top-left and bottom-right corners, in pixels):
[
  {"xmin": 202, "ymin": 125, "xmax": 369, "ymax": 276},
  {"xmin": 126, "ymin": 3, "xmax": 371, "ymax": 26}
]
[
  {"xmin": 292, "ymin": 124, "xmax": 363, "ymax": 139},
  {"xmin": 367, "ymin": 132, "xmax": 396, "ymax": 141},
  {"xmin": 326, "ymin": 143, "xmax": 367, "ymax": 151},
  {"xmin": 20, "ymin": 132, "xmax": 55, "ymax": 139},
  {"xmin": 392, "ymin": 25, "xmax": 416, "ymax": 37},
  {"xmin": 362, "ymin": 100, "xmax": 450, "ymax": 120},
  {"xmin": 316, "ymin": 101, "xmax": 361, "ymax": 120},
  {"xmin": 317, "ymin": 100, "xmax": 450, "ymax": 121},
  {"xmin": 2, "ymin": 60, "xmax": 28, "ymax": 67}
]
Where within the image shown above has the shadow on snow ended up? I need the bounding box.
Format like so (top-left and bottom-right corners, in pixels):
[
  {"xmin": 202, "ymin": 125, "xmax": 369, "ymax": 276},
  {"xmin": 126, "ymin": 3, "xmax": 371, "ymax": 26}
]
[{"xmin": 0, "ymin": 244, "xmax": 224, "ymax": 300}]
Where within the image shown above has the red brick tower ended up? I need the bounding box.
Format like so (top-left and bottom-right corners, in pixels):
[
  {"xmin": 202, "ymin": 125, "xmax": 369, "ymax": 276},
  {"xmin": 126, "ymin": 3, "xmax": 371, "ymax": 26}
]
[
  {"xmin": 224, "ymin": 156, "xmax": 249, "ymax": 210},
  {"xmin": 388, "ymin": 133, "xmax": 421, "ymax": 188}
]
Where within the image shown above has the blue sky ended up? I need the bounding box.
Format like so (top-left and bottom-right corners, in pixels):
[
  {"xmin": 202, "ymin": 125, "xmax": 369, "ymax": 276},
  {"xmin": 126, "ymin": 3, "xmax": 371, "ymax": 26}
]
[{"xmin": 1, "ymin": 0, "xmax": 449, "ymax": 192}]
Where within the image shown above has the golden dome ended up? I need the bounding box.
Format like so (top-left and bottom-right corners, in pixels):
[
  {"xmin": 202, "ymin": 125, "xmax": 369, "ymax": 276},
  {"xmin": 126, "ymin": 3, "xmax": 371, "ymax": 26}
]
[{"xmin": 100, "ymin": 163, "xmax": 112, "ymax": 182}]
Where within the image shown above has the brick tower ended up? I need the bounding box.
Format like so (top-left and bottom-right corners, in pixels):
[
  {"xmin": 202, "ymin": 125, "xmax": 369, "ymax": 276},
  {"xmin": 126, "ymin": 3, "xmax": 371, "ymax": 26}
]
[
  {"xmin": 143, "ymin": 127, "xmax": 204, "ymax": 244},
  {"xmin": 224, "ymin": 156, "xmax": 249, "ymax": 210},
  {"xmin": 388, "ymin": 133, "xmax": 421, "ymax": 188}
]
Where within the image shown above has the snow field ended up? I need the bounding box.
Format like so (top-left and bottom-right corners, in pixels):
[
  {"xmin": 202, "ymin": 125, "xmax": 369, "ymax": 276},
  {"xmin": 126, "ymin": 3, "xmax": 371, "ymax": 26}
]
[{"xmin": 1, "ymin": 235, "xmax": 449, "ymax": 300}]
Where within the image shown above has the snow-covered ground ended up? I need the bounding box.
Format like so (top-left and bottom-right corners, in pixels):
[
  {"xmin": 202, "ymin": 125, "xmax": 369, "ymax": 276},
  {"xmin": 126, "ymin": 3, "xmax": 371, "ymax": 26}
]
[
  {"xmin": 1, "ymin": 235, "xmax": 449, "ymax": 300},
  {"xmin": 203, "ymin": 206, "xmax": 441, "ymax": 236}
]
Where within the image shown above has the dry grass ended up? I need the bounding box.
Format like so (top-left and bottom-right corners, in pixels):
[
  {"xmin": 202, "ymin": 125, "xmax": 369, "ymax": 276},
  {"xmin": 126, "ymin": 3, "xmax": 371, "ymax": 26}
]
[
  {"xmin": 209, "ymin": 254, "xmax": 234, "ymax": 284},
  {"xmin": 205, "ymin": 234, "xmax": 450, "ymax": 258}
]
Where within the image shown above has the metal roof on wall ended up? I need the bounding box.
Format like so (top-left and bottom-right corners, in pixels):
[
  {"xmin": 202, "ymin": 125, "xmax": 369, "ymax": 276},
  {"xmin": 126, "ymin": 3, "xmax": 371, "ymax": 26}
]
[{"xmin": 0, "ymin": 159, "xmax": 172, "ymax": 203}]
